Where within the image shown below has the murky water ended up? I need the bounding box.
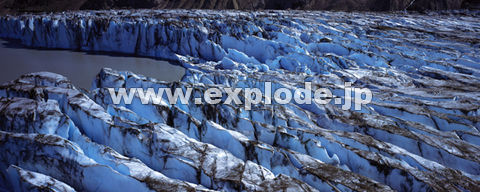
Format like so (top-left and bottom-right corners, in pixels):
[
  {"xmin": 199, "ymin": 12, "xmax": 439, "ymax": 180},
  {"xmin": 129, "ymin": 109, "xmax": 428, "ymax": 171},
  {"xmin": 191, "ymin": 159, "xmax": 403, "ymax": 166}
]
[{"xmin": 0, "ymin": 39, "xmax": 185, "ymax": 89}]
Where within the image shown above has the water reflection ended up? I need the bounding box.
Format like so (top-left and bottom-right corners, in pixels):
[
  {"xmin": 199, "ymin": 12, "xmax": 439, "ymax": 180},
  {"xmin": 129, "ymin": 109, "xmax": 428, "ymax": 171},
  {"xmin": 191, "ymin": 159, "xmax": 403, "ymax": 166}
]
[{"xmin": 0, "ymin": 39, "xmax": 186, "ymax": 89}]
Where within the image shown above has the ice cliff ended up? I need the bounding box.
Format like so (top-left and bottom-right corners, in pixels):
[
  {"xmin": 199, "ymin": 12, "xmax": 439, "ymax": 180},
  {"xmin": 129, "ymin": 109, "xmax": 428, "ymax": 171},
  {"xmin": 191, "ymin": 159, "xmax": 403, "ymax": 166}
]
[{"xmin": 0, "ymin": 9, "xmax": 479, "ymax": 191}]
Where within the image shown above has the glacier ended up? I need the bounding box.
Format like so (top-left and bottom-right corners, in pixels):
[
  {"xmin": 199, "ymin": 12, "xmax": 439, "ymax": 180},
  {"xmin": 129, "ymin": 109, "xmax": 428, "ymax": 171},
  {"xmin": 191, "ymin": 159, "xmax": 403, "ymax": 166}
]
[{"xmin": 0, "ymin": 9, "xmax": 479, "ymax": 192}]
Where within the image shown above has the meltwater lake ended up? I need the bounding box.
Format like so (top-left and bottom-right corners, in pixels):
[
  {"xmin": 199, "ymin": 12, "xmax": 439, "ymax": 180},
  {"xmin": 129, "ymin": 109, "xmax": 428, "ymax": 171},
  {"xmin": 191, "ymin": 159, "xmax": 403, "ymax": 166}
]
[{"xmin": 0, "ymin": 39, "xmax": 185, "ymax": 89}]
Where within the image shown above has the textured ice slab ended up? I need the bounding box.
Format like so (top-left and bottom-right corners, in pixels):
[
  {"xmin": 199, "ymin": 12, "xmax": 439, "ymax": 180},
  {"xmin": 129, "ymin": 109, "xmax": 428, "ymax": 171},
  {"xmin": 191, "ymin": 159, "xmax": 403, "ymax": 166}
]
[
  {"xmin": 0, "ymin": 9, "xmax": 479, "ymax": 192},
  {"xmin": 6, "ymin": 165, "xmax": 76, "ymax": 192},
  {"xmin": 0, "ymin": 72, "xmax": 318, "ymax": 191}
]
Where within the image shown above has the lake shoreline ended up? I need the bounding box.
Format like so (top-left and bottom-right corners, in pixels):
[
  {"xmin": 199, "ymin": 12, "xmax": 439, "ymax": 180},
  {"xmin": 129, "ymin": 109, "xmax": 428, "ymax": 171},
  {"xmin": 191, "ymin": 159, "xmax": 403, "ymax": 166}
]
[{"xmin": 0, "ymin": 38, "xmax": 186, "ymax": 89}]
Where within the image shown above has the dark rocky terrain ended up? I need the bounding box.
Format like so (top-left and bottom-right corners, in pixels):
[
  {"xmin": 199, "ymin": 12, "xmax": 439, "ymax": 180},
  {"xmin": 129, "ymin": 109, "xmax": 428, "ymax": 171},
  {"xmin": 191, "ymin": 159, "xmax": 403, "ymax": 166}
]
[{"xmin": 0, "ymin": 0, "xmax": 479, "ymax": 14}]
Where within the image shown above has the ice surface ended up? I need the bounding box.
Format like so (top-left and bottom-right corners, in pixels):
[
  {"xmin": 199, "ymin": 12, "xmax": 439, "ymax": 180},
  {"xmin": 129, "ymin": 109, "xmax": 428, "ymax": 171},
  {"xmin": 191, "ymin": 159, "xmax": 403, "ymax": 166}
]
[
  {"xmin": 0, "ymin": 9, "xmax": 479, "ymax": 192},
  {"xmin": 6, "ymin": 165, "xmax": 76, "ymax": 192}
]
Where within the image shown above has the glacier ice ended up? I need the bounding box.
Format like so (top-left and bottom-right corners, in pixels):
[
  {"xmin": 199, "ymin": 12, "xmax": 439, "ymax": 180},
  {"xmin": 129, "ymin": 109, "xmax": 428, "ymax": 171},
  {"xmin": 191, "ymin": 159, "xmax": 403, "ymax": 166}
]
[
  {"xmin": 6, "ymin": 165, "xmax": 76, "ymax": 192},
  {"xmin": 0, "ymin": 9, "xmax": 479, "ymax": 192}
]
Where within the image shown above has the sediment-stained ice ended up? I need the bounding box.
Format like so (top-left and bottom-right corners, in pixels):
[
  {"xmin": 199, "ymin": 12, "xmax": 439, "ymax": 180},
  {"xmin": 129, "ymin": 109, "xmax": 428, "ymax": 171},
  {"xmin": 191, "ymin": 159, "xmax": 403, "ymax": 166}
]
[
  {"xmin": 6, "ymin": 165, "xmax": 76, "ymax": 192},
  {"xmin": 0, "ymin": 9, "xmax": 479, "ymax": 192}
]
